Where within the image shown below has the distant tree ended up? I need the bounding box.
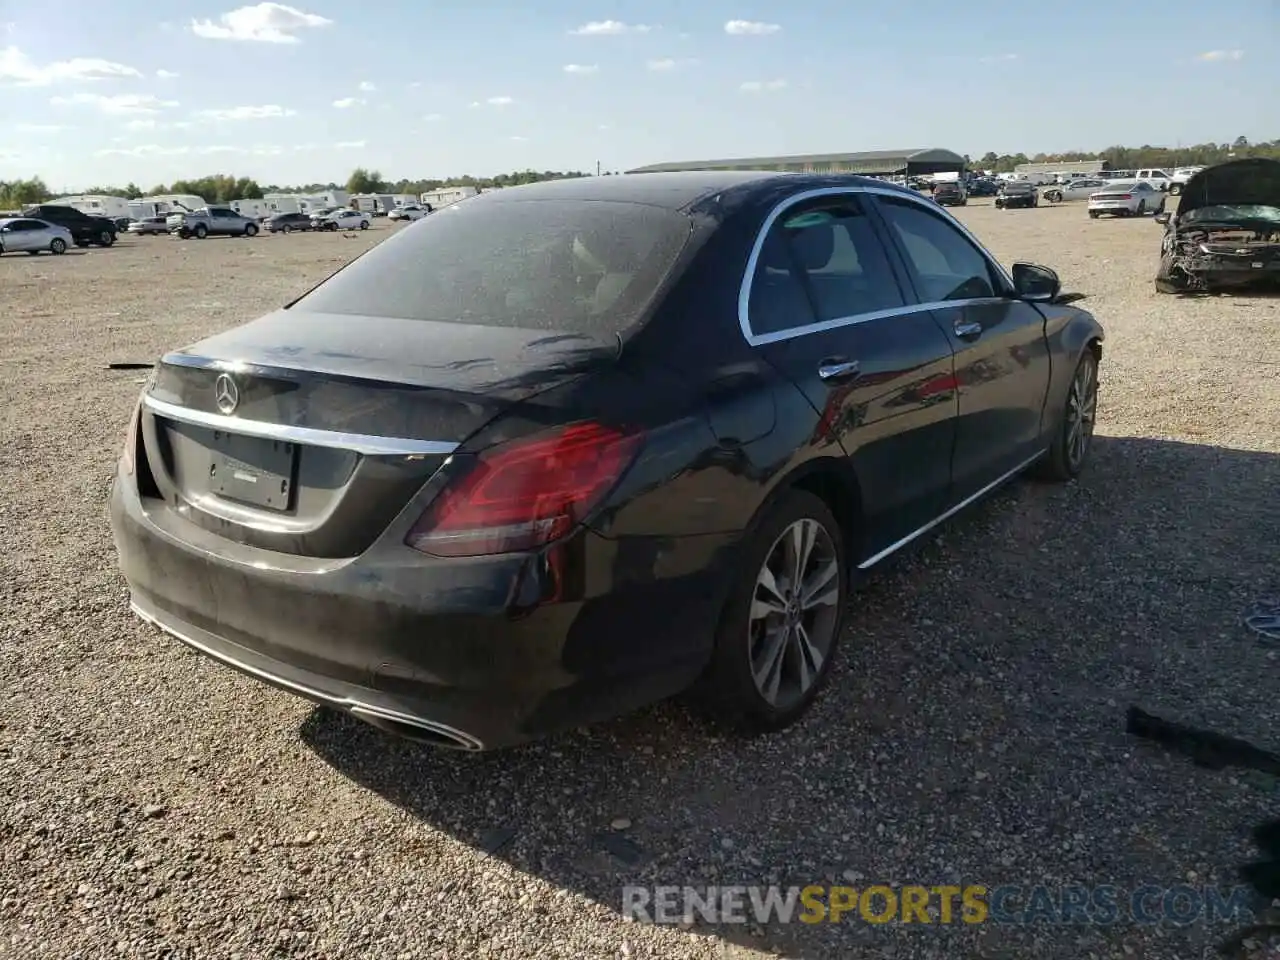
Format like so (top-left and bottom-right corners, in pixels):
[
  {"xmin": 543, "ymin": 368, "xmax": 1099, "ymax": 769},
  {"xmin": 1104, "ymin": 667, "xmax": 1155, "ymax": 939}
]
[
  {"xmin": 346, "ymin": 167, "xmax": 387, "ymax": 194},
  {"xmin": 1233, "ymin": 135, "xmax": 1249, "ymax": 150},
  {"xmin": 0, "ymin": 177, "xmax": 50, "ymax": 208}
]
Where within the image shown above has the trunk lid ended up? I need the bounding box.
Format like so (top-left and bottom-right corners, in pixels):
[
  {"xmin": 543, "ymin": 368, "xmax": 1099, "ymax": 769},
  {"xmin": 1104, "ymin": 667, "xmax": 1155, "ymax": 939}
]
[{"xmin": 138, "ymin": 309, "xmax": 619, "ymax": 558}]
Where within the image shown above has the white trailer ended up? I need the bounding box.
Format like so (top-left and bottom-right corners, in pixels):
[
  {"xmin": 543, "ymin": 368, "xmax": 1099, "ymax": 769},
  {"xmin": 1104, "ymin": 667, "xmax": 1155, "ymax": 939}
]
[
  {"xmin": 231, "ymin": 198, "xmax": 271, "ymax": 219},
  {"xmin": 129, "ymin": 194, "xmax": 206, "ymax": 219},
  {"xmin": 263, "ymin": 194, "xmax": 303, "ymax": 215},
  {"xmin": 419, "ymin": 186, "xmax": 478, "ymax": 211},
  {"xmin": 51, "ymin": 194, "xmax": 133, "ymax": 219}
]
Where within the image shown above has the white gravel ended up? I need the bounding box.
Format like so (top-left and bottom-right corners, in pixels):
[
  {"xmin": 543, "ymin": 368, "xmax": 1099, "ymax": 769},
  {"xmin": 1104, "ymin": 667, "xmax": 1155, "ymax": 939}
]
[{"xmin": 1, "ymin": 207, "xmax": 1277, "ymax": 959}]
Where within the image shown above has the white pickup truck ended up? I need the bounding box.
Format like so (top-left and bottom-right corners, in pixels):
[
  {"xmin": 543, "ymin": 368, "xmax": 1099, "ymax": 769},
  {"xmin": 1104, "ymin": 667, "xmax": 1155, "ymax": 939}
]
[
  {"xmin": 1167, "ymin": 167, "xmax": 1205, "ymax": 196},
  {"xmin": 1132, "ymin": 168, "xmax": 1174, "ymax": 192}
]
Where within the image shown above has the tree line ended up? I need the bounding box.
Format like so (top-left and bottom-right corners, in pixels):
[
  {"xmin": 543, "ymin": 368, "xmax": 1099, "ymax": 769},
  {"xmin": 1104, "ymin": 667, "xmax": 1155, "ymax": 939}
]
[
  {"xmin": 973, "ymin": 136, "xmax": 1277, "ymax": 173},
  {"xmin": 4, "ymin": 139, "xmax": 1277, "ymax": 209}
]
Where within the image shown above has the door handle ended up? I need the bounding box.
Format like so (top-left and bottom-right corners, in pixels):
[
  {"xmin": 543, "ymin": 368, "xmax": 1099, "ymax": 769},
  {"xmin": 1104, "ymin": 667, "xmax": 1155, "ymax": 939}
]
[
  {"xmin": 954, "ymin": 320, "xmax": 983, "ymax": 340},
  {"xmin": 818, "ymin": 358, "xmax": 860, "ymax": 382}
]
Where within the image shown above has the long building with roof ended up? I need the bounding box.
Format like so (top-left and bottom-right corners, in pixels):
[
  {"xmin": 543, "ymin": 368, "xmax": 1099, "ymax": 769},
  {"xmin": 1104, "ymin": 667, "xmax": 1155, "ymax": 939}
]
[{"xmin": 627, "ymin": 148, "xmax": 967, "ymax": 177}]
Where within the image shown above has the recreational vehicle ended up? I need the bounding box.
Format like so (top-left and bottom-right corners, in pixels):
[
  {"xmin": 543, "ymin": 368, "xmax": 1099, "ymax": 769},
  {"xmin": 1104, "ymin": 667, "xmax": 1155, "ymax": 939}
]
[
  {"xmin": 128, "ymin": 194, "xmax": 206, "ymax": 219},
  {"xmin": 51, "ymin": 195, "xmax": 132, "ymax": 220},
  {"xmin": 419, "ymin": 186, "xmax": 478, "ymax": 210},
  {"xmin": 230, "ymin": 198, "xmax": 271, "ymax": 220}
]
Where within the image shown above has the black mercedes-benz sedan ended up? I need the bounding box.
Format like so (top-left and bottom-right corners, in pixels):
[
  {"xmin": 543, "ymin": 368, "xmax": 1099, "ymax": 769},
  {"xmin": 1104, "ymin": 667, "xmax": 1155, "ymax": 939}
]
[{"xmin": 109, "ymin": 172, "xmax": 1104, "ymax": 751}]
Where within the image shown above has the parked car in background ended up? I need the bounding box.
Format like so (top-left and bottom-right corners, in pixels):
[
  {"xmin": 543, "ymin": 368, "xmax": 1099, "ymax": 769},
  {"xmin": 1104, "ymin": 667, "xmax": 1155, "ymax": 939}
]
[
  {"xmin": 1088, "ymin": 181, "xmax": 1166, "ymax": 218},
  {"xmin": 313, "ymin": 209, "xmax": 371, "ymax": 231},
  {"xmin": 21, "ymin": 204, "xmax": 117, "ymax": 247},
  {"xmin": 995, "ymin": 181, "xmax": 1039, "ymax": 209},
  {"xmin": 967, "ymin": 178, "xmax": 999, "ymax": 197},
  {"xmin": 266, "ymin": 212, "xmax": 315, "ymax": 234},
  {"xmin": 167, "ymin": 206, "xmax": 260, "ymax": 239},
  {"xmin": 109, "ymin": 171, "xmax": 1105, "ymax": 751},
  {"xmin": 1154, "ymin": 157, "xmax": 1280, "ymax": 293},
  {"xmin": 0, "ymin": 217, "xmax": 72, "ymax": 255},
  {"xmin": 1043, "ymin": 178, "xmax": 1108, "ymax": 203},
  {"xmin": 1168, "ymin": 166, "xmax": 1205, "ymax": 196},
  {"xmin": 932, "ymin": 181, "xmax": 968, "ymax": 207},
  {"xmin": 127, "ymin": 216, "xmax": 169, "ymax": 236},
  {"xmin": 388, "ymin": 204, "xmax": 428, "ymax": 222},
  {"xmin": 1133, "ymin": 169, "xmax": 1173, "ymax": 192}
]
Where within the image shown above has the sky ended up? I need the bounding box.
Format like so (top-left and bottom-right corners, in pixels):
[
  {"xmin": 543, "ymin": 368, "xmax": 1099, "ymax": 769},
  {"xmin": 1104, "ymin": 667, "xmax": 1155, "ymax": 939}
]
[{"xmin": 0, "ymin": 0, "xmax": 1275, "ymax": 190}]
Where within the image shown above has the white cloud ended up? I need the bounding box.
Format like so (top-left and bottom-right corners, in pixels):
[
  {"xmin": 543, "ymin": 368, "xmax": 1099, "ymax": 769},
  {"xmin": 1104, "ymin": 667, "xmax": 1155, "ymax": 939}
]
[
  {"xmin": 155, "ymin": 68, "xmax": 179, "ymax": 79},
  {"xmin": 1196, "ymin": 49, "xmax": 1244, "ymax": 61},
  {"xmin": 0, "ymin": 46, "xmax": 142, "ymax": 86},
  {"xmin": 725, "ymin": 20, "xmax": 780, "ymax": 35},
  {"xmin": 125, "ymin": 119, "xmax": 157, "ymax": 130},
  {"xmin": 563, "ymin": 63, "xmax": 599, "ymax": 74},
  {"xmin": 510, "ymin": 135, "xmax": 529, "ymax": 142},
  {"xmin": 197, "ymin": 104, "xmax": 296, "ymax": 120},
  {"xmin": 190, "ymin": 3, "xmax": 332, "ymax": 43},
  {"xmin": 423, "ymin": 113, "xmax": 443, "ymax": 121},
  {"xmin": 15, "ymin": 122, "xmax": 62, "ymax": 133},
  {"xmin": 333, "ymin": 96, "xmax": 363, "ymax": 108},
  {"xmin": 408, "ymin": 81, "xmax": 422, "ymax": 88},
  {"xmin": 336, "ymin": 140, "xmax": 365, "ymax": 149},
  {"xmin": 487, "ymin": 95, "xmax": 513, "ymax": 105},
  {"xmin": 95, "ymin": 144, "xmax": 191, "ymax": 158},
  {"xmin": 358, "ymin": 80, "xmax": 376, "ymax": 91},
  {"xmin": 51, "ymin": 93, "xmax": 179, "ymax": 114},
  {"xmin": 569, "ymin": 20, "xmax": 652, "ymax": 35},
  {"xmin": 979, "ymin": 53, "xmax": 1019, "ymax": 63},
  {"xmin": 647, "ymin": 58, "xmax": 677, "ymax": 71},
  {"xmin": 740, "ymin": 79, "xmax": 787, "ymax": 92}
]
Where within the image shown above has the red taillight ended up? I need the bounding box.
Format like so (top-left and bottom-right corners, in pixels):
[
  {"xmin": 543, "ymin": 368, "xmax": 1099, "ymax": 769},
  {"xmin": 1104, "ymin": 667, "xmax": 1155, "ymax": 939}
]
[
  {"xmin": 1114, "ymin": 194, "xmax": 1132, "ymax": 200},
  {"xmin": 405, "ymin": 422, "xmax": 644, "ymax": 557}
]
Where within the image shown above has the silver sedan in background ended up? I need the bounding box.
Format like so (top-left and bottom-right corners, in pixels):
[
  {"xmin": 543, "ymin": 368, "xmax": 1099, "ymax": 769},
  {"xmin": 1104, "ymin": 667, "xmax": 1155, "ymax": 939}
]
[{"xmin": 0, "ymin": 217, "xmax": 73, "ymax": 255}]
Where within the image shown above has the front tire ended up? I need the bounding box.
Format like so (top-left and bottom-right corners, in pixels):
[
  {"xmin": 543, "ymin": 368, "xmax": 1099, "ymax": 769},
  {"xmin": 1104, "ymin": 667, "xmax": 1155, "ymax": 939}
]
[
  {"xmin": 697, "ymin": 489, "xmax": 848, "ymax": 734},
  {"xmin": 50, "ymin": 238, "xmax": 67, "ymax": 255},
  {"xmin": 194, "ymin": 224, "xmax": 208, "ymax": 239},
  {"xmin": 98, "ymin": 230, "xmax": 115, "ymax": 247},
  {"xmin": 1033, "ymin": 350, "xmax": 1098, "ymax": 482},
  {"xmin": 359, "ymin": 220, "xmax": 370, "ymax": 230},
  {"xmin": 244, "ymin": 223, "xmax": 258, "ymax": 237},
  {"xmin": 1169, "ymin": 183, "xmax": 1183, "ymax": 196}
]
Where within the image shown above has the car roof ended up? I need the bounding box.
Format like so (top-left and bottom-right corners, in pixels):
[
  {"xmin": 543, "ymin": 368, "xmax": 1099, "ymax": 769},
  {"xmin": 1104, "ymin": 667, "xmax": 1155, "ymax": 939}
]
[{"xmin": 466, "ymin": 170, "xmax": 919, "ymax": 212}]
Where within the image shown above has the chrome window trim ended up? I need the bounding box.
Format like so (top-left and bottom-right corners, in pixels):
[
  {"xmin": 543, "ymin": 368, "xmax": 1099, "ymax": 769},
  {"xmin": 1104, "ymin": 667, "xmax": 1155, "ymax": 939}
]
[
  {"xmin": 142, "ymin": 394, "xmax": 459, "ymax": 457},
  {"xmin": 737, "ymin": 184, "xmax": 1016, "ymax": 347}
]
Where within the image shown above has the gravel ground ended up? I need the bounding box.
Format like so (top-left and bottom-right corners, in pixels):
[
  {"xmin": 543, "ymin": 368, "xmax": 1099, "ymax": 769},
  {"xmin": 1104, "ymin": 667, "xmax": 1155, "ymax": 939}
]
[{"xmin": 2, "ymin": 206, "xmax": 1278, "ymax": 960}]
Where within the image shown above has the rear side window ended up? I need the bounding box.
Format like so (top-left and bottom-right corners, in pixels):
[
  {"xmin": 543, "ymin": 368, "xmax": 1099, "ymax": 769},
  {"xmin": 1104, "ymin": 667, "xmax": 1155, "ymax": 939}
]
[
  {"xmin": 747, "ymin": 199, "xmax": 905, "ymax": 337},
  {"xmin": 875, "ymin": 197, "xmax": 999, "ymax": 302},
  {"xmin": 293, "ymin": 198, "xmax": 692, "ymax": 335}
]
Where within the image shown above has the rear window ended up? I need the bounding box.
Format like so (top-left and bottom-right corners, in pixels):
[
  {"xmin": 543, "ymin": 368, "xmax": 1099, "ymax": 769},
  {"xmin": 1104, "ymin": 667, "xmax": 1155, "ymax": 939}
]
[{"xmin": 292, "ymin": 198, "xmax": 693, "ymax": 334}]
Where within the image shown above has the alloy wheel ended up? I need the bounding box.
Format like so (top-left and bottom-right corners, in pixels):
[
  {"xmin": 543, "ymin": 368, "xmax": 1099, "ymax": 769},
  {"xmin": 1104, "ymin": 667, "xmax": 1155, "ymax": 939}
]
[
  {"xmin": 1065, "ymin": 357, "xmax": 1098, "ymax": 470},
  {"xmin": 748, "ymin": 518, "xmax": 841, "ymax": 710}
]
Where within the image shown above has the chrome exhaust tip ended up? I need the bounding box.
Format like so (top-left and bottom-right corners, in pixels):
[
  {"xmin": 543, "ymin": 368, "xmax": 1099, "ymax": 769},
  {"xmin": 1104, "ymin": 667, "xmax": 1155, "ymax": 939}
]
[{"xmin": 348, "ymin": 705, "xmax": 485, "ymax": 751}]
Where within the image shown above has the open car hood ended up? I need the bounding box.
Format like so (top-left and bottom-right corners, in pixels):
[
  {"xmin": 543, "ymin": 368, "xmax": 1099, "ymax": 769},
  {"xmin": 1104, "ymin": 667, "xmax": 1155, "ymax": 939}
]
[{"xmin": 1176, "ymin": 158, "xmax": 1280, "ymax": 220}]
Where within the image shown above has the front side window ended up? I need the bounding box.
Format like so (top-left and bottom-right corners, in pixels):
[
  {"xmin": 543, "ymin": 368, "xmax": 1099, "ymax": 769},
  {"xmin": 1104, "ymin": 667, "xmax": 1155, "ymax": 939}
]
[
  {"xmin": 747, "ymin": 198, "xmax": 906, "ymax": 337},
  {"xmin": 293, "ymin": 198, "xmax": 693, "ymax": 336},
  {"xmin": 875, "ymin": 197, "xmax": 1000, "ymax": 302}
]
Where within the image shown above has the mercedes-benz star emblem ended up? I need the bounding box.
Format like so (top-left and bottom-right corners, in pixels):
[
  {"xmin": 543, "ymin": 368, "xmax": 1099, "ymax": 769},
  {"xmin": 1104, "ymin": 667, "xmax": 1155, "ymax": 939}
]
[{"xmin": 214, "ymin": 373, "xmax": 240, "ymax": 415}]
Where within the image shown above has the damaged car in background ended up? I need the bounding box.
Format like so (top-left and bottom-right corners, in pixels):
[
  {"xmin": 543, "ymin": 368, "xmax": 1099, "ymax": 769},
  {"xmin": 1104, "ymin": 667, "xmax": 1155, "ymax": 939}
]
[{"xmin": 1154, "ymin": 157, "xmax": 1280, "ymax": 294}]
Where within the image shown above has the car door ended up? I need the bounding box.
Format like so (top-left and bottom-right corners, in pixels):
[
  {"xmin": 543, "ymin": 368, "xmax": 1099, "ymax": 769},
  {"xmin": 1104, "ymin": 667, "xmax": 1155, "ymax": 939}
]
[
  {"xmin": 869, "ymin": 192, "xmax": 1052, "ymax": 502},
  {"xmin": 743, "ymin": 191, "xmax": 960, "ymax": 556},
  {"xmin": 3, "ymin": 219, "xmax": 41, "ymax": 251}
]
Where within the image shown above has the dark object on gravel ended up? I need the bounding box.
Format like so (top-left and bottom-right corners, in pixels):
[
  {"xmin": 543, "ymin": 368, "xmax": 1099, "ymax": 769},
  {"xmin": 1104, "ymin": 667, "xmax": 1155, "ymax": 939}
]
[{"xmin": 1125, "ymin": 706, "xmax": 1280, "ymax": 775}]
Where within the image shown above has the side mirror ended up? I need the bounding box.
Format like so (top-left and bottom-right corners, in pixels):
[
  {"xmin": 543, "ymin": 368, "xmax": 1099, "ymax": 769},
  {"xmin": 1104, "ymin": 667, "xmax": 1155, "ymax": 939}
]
[
  {"xmin": 1154, "ymin": 212, "xmax": 1172, "ymax": 225},
  {"xmin": 1011, "ymin": 262, "xmax": 1061, "ymax": 303}
]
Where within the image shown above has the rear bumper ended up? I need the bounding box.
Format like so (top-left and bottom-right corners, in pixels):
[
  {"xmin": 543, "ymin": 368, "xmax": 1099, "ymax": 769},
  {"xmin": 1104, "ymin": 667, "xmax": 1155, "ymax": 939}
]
[{"xmin": 108, "ymin": 465, "xmax": 738, "ymax": 750}]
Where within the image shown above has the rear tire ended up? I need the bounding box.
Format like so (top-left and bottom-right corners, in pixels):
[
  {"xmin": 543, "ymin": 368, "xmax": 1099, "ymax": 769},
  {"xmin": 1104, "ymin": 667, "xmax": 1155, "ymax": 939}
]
[
  {"xmin": 359, "ymin": 220, "xmax": 369, "ymax": 230},
  {"xmin": 1169, "ymin": 183, "xmax": 1183, "ymax": 196},
  {"xmin": 1033, "ymin": 350, "xmax": 1098, "ymax": 482},
  {"xmin": 1089, "ymin": 211, "xmax": 1100, "ymax": 219},
  {"xmin": 281, "ymin": 224, "xmax": 292, "ymax": 234},
  {"xmin": 695, "ymin": 489, "xmax": 848, "ymax": 735},
  {"xmin": 1136, "ymin": 201, "xmax": 1146, "ymax": 216},
  {"xmin": 50, "ymin": 238, "xmax": 67, "ymax": 255}
]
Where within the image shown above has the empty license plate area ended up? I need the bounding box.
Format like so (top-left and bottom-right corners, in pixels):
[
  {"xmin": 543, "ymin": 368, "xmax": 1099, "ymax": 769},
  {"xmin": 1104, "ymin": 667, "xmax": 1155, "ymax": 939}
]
[{"xmin": 209, "ymin": 430, "xmax": 298, "ymax": 512}]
